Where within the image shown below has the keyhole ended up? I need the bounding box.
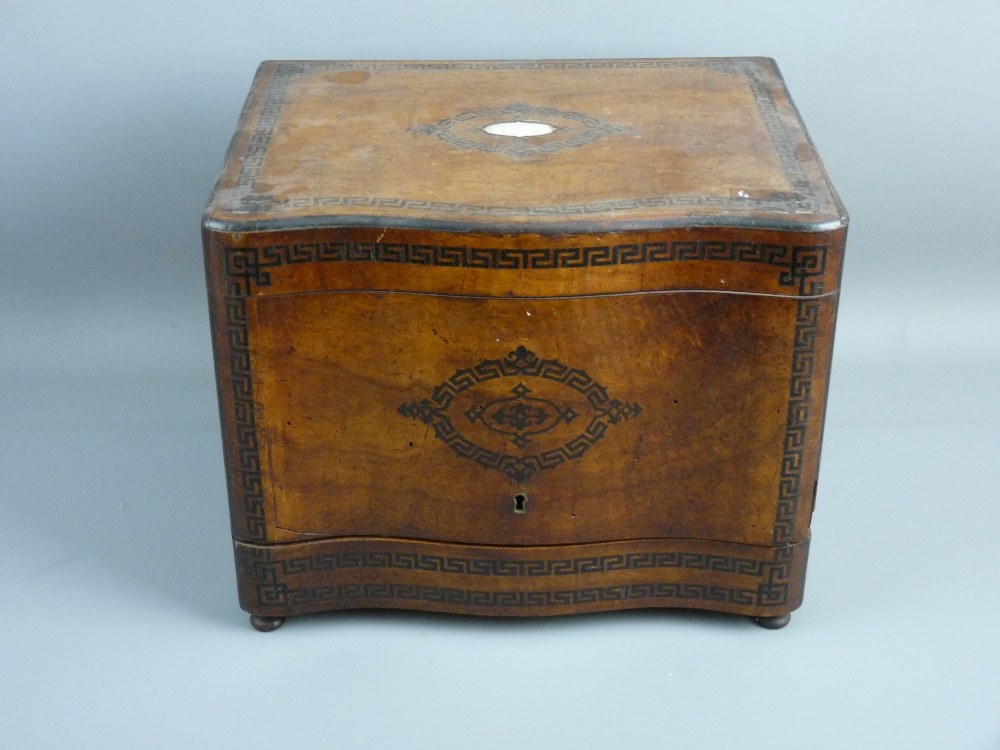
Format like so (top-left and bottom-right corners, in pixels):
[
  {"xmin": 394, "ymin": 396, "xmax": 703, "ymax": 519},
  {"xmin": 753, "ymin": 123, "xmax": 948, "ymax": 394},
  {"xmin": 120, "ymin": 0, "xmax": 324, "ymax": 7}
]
[{"xmin": 513, "ymin": 493, "xmax": 528, "ymax": 513}]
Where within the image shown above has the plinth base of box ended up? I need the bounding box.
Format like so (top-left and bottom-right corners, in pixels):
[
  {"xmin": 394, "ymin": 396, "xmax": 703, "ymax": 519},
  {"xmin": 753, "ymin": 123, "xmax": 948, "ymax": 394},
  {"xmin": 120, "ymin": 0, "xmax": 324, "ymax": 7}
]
[{"xmin": 234, "ymin": 535, "xmax": 808, "ymax": 620}]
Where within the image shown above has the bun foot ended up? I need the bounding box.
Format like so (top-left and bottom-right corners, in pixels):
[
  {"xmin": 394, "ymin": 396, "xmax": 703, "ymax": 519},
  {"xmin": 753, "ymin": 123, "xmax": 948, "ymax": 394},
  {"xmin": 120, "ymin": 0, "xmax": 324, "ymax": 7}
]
[
  {"xmin": 249, "ymin": 614, "xmax": 286, "ymax": 632},
  {"xmin": 753, "ymin": 613, "xmax": 791, "ymax": 630}
]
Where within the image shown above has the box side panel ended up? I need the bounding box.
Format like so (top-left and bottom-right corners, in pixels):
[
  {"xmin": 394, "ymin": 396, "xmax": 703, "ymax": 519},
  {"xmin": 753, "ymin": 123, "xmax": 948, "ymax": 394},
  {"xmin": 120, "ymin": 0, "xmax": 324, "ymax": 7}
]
[
  {"xmin": 203, "ymin": 227, "xmax": 274, "ymax": 542},
  {"xmin": 805, "ymin": 225, "xmax": 847, "ymax": 526}
]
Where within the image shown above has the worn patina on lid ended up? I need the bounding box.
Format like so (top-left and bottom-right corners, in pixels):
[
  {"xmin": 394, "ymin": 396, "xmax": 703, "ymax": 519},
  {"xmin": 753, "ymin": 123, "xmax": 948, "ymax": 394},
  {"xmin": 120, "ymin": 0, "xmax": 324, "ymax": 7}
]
[{"xmin": 204, "ymin": 58, "xmax": 846, "ymax": 234}]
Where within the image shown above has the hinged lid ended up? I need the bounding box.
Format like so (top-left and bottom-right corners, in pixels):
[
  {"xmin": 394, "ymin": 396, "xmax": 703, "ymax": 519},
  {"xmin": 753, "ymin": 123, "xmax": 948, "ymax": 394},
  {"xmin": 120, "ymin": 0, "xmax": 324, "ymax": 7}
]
[{"xmin": 204, "ymin": 58, "xmax": 846, "ymax": 234}]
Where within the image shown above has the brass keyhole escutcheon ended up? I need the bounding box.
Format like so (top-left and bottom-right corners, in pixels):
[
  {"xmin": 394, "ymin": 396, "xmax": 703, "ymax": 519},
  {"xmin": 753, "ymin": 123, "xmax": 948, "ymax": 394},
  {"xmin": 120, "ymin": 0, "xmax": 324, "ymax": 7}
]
[{"xmin": 513, "ymin": 493, "xmax": 528, "ymax": 513}]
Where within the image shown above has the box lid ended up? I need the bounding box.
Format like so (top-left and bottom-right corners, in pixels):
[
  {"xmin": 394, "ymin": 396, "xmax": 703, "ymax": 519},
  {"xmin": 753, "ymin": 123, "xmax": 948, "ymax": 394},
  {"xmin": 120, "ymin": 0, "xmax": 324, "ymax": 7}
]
[{"xmin": 204, "ymin": 58, "xmax": 846, "ymax": 235}]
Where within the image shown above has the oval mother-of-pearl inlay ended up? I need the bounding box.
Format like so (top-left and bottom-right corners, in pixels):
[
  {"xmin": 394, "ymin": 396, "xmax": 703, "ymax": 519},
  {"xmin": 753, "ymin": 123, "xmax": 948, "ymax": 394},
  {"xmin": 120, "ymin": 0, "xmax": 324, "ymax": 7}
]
[
  {"xmin": 408, "ymin": 104, "xmax": 630, "ymax": 157},
  {"xmin": 482, "ymin": 121, "xmax": 556, "ymax": 138}
]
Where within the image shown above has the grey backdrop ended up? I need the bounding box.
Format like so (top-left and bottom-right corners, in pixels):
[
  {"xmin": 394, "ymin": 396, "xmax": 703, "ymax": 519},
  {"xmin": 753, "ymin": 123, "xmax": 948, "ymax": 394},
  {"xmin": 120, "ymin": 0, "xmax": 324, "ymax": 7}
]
[{"xmin": 2, "ymin": 2, "xmax": 999, "ymax": 748}]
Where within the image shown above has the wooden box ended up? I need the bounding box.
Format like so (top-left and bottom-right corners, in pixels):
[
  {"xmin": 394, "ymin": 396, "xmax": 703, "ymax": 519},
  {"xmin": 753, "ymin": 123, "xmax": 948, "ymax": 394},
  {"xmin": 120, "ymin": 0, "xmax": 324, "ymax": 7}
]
[{"xmin": 202, "ymin": 58, "xmax": 847, "ymax": 631}]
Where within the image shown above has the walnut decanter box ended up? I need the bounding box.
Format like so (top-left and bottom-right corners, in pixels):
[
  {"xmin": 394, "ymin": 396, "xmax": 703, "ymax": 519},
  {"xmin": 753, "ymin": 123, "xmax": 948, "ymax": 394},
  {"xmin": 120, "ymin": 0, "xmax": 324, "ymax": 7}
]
[{"xmin": 202, "ymin": 58, "xmax": 846, "ymax": 632}]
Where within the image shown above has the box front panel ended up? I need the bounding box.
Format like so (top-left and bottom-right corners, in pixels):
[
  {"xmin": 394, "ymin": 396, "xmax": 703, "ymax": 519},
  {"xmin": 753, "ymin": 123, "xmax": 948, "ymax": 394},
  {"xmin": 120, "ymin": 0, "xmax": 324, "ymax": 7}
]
[{"xmin": 245, "ymin": 288, "xmax": 833, "ymax": 547}]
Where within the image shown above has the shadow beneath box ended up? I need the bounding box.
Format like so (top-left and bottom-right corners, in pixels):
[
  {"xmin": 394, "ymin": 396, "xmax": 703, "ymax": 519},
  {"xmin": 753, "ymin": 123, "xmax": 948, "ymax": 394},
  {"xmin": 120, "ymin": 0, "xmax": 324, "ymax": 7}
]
[{"xmin": 283, "ymin": 603, "xmax": 756, "ymax": 635}]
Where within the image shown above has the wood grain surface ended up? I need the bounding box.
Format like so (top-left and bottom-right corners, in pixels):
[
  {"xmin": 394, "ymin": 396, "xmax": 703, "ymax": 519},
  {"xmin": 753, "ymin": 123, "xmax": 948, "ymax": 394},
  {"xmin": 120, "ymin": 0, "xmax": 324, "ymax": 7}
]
[
  {"xmin": 203, "ymin": 58, "xmax": 846, "ymax": 622},
  {"xmin": 205, "ymin": 58, "xmax": 846, "ymax": 233}
]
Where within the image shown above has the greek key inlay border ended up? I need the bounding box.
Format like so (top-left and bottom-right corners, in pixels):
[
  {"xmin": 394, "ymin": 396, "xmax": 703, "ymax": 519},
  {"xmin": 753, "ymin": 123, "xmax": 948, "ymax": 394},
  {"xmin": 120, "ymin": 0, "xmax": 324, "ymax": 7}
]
[
  {"xmin": 223, "ymin": 240, "xmax": 828, "ymax": 296},
  {"xmin": 247, "ymin": 544, "xmax": 795, "ymax": 610},
  {"xmin": 225, "ymin": 298, "xmax": 267, "ymax": 541},
  {"xmin": 220, "ymin": 241, "xmax": 825, "ymax": 542}
]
